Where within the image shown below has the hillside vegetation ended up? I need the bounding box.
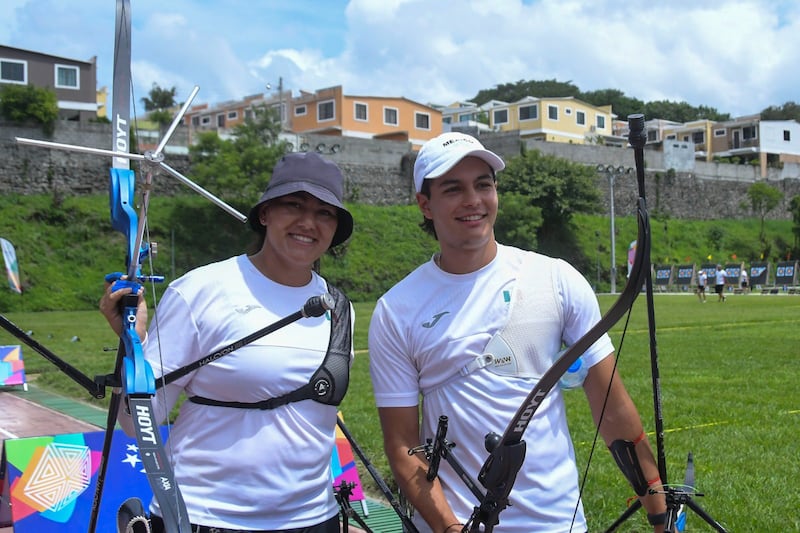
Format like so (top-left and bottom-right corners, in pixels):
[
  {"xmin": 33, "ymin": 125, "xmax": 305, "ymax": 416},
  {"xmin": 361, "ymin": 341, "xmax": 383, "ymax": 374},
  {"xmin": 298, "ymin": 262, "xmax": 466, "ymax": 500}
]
[{"xmin": 0, "ymin": 192, "xmax": 794, "ymax": 311}]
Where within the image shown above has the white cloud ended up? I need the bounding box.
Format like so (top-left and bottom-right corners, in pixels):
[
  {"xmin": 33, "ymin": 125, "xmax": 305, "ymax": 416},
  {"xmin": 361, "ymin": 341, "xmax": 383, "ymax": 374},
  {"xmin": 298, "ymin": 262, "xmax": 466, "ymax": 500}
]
[{"xmin": 3, "ymin": 0, "xmax": 799, "ymax": 118}]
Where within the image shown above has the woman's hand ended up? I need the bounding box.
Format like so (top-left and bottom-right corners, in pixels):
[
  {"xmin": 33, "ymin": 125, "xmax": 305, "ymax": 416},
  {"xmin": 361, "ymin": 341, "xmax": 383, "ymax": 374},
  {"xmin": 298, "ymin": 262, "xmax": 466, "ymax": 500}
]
[{"xmin": 99, "ymin": 276, "xmax": 148, "ymax": 340}]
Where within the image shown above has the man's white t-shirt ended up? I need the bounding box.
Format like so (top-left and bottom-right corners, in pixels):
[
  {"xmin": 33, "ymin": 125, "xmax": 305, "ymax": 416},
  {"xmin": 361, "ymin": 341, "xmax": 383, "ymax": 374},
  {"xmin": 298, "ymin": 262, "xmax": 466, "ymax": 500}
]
[{"xmin": 369, "ymin": 244, "xmax": 614, "ymax": 533}]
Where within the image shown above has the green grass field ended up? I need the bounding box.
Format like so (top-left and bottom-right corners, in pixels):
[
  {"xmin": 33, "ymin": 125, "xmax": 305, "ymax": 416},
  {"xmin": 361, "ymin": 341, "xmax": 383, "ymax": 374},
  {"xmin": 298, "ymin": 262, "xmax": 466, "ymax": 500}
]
[{"xmin": 2, "ymin": 291, "xmax": 799, "ymax": 532}]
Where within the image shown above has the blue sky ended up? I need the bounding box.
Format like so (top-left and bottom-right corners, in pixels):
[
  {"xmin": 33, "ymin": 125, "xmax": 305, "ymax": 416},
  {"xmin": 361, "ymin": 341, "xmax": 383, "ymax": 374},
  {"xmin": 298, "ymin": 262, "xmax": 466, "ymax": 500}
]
[{"xmin": 2, "ymin": 0, "xmax": 798, "ymax": 119}]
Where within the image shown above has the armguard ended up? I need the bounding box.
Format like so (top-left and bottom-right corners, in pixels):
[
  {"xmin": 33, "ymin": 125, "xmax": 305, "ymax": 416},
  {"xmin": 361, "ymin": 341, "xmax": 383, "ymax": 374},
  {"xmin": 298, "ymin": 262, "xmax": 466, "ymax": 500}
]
[{"xmin": 608, "ymin": 438, "xmax": 649, "ymax": 496}]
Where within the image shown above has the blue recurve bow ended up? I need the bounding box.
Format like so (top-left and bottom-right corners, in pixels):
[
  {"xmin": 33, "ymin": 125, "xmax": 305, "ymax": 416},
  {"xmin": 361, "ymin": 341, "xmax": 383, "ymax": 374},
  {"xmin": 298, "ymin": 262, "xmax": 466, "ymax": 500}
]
[
  {"xmin": 89, "ymin": 1, "xmax": 192, "ymax": 532},
  {"xmin": 11, "ymin": 2, "xmax": 246, "ymax": 531}
]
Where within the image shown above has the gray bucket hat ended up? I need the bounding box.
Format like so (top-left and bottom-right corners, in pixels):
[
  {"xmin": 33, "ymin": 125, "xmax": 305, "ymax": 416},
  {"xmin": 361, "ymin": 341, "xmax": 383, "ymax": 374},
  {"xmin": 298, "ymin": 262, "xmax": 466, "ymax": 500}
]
[{"xmin": 249, "ymin": 152, "xmax": 354, "ymax": 247}]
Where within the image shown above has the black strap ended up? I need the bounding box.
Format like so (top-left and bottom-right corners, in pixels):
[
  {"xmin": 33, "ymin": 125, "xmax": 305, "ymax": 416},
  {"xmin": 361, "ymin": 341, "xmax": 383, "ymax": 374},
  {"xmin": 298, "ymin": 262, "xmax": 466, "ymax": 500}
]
[{"xmin": 188, "ymin": 282, "xmax": 351, "ymax": 410}]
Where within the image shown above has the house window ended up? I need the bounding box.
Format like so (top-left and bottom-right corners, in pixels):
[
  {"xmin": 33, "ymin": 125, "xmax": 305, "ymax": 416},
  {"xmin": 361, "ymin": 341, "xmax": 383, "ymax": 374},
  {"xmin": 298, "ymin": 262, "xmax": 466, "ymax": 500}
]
[
  {"xmin": 493, "ymin": 109, "xmax": 508, "ymax": 124},
  {"xmin": 354, "ymin": 102, "xmax": 368, "ymax": 121},
  {"xmin": 784, "ymin": 130, "xmax": 791, "ymax": 141},
  {"xmin": 692, "ymin": 131, "xmax": 704, "ymax": 144},
  {"xmin": 1, "ymin": 59, "xmax": 26, "ymax": 83},
  {"xmin": 459, "ymin": 113, "xmax": 475, "ymax": 122},
  {"xmin": 201, "ymin": 116, "xmax": 211, "ymax": 125},
  {"xmin": 384, "ymin": 106, "xmax": 399, "ymax": 126},
  {"xmin": 647, "ymin": 130, "xmax": 658, "ymax": 142},
  {"xmin": 295, "ymin": 104, "xmax": 307, "ymax": 116},
  {"xmin": 415, "ymin": 112, "xmax": 430, "ymax": 130},
  {"xmin": 227, "ymin": 111, "xmax": 238, "ymax": 120},
  {"xmin": 518, "ymin": 104, "xmax": 538, "ymax": 121},
  {"xmin": 547, "ymin": 105, "xmax": 558, "ymax": 120},
  {"xmin": 576, "ymin": 110, "xmax": 586, "ymax": 125},
  {"xmin": 55, "ymin": 64, "xmax": 79, "ymax": 88},
  {"xmin": 565, "ymin": 108, "xmax": 572, "ymax": 115},
  {"xmin": 714, "ymin": 128, "xmax": 726, "ymax": 137},
  {"xmin": 318, "ymin": 100, "xmax": 335, "ymax": 121},
  {"xmin": 665, "ymin": 134, "xmax": 676, "ymax": 140},
  {"xmin": 596, "ymin": 115, "xmax": 605, "ymax": 129},
  {"xmin": 742, "ymin": 126, "xmax": 757, "ymax": 140}
]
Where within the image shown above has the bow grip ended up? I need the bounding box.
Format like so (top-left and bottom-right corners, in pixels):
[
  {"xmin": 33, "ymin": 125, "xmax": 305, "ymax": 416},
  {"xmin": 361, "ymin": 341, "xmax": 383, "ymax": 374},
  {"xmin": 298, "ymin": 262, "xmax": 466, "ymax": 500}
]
[
  {"xmin": 474, "ymin": 439, "xmax": 527, "ymax": 528},
  {"xmin": 120, "ymin": 296, "xmax": 155, "ymax": 395}
]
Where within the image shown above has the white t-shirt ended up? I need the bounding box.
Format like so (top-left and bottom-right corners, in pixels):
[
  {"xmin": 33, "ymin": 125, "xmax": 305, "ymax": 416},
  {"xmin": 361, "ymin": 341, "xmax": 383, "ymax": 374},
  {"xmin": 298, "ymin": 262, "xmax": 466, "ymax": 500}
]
[
  {"xmin": 120, "ymin": 254, "xmax": 351, "ymax": 530},
  {"xmin": 369, "ymin": 244, "xmax": 613, "ymax": 533}
]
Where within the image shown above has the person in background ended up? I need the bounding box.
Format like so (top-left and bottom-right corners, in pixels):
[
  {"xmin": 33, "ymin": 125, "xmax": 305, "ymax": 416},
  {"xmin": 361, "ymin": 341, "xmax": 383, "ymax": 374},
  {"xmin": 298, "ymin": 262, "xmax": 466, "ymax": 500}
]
[
  {"xmin": 740, "ymin": 268, "xmax": 748, "ymax": 293},
  {"xmin": 368, "ymin": 132, "xmax": 667, "ymax": 533},
  {"xmin": 714, "ymin": 264, "xmax": 727, "ymax": 302},
  {"xmin": 100, "ymin": 152, "xmax": 355, "ymax": 533},
  {"xmin": 697, "ymin": 269, "xmax": 707, "ymax": 302}
]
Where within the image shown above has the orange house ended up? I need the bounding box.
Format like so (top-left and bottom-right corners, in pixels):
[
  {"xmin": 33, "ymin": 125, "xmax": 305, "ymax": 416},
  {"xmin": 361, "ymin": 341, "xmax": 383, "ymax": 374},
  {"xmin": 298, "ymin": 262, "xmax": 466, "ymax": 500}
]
[{"xmin": 290, "ymin": 85, "xmax": 442, "ymax": 149}]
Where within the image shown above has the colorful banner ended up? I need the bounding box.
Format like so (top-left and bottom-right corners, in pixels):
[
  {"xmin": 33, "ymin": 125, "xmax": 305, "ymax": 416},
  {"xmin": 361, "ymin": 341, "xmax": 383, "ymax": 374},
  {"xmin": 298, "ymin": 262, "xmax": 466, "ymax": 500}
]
[
  {"xmin": 1, "ymin": 418, "xmax": 367, "ymax": 531},
  {"xmin": 2, "ymin": 427, "xmax": 167, "ymax": 532},
  {"xmin": 0, "ymin": 345, "xmax": 26, "ymax": 387},
  {"xmin": 0, "ymin": 238, "xmax": 22, "ymax": 294},
  {"xmin": 331, "ymin": 413, "xmax": 365, "ymax": 503}
]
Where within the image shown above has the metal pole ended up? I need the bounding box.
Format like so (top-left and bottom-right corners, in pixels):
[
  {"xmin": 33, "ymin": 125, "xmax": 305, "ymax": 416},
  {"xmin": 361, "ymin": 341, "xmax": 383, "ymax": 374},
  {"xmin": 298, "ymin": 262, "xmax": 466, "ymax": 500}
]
[
  {"xmin": 279, "ymin": 76, "xmax": 283, "ymax": 130},
  {"xmin": 609, "ymin": 170, "xmax": 617, "ymax": 294}
]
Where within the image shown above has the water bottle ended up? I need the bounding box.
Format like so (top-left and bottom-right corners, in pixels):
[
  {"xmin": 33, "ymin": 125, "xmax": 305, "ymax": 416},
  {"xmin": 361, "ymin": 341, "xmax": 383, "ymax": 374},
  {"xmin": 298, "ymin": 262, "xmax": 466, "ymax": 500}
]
[{"xmin": 559, "ymin": 357, "xmax": 588, "ymax": 389}]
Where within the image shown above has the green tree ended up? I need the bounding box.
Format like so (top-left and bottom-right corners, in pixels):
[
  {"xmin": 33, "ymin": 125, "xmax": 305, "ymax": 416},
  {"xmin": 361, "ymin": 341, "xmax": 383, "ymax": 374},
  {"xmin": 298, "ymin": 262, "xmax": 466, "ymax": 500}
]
[
  {"xmin": 643, "ymin": 99, "xmax": 729, "ymax": 122},
  {"xmin": 141, "ymin": 83, "xmax": 177, "ymax": 131},
  {"xmin": 743, "ymin": 182, "xmax": 783, "ymax": 243},
  {"xmin": 580, "ymin": 88, "xmax": 645, "ymax": 120},
  {"xmin": 472, "ymin": 79, "xmax": 580, "ymax": 104},
  {"xmin": 498, "ymin": 148, "xmax": 601, "ymax": 263},
  {"xmin": 496, "ymin": 191, "xmax": 543, "ymax": 250},
  {"xmin": 189, "ymin": 104, "xmax": 287, "ymax": 204},
  {"xmin": 467, "ymin": 78, "xmax": 731, "ymax": 121},
  {"xmin": 0, "ymin": 83, "xmax": 59, "ymax": 135},
  {"xmin": 760, "ymin": 101, "xmax": 800, "ymax": 122},
  {"xmin": 141, "ymin": 83, "xmax": 177, "ymax": 111},
  {"xmin": 789, "ymin": 195, "xmax": 800, "ymax": 256}
]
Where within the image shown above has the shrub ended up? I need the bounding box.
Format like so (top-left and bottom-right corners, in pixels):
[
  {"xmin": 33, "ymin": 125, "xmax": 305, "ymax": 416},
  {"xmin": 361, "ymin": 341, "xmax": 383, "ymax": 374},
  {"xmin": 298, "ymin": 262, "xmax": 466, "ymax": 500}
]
[{"xmin": 0, "ymin": 84, "xmax": 59, "ymax": 135}]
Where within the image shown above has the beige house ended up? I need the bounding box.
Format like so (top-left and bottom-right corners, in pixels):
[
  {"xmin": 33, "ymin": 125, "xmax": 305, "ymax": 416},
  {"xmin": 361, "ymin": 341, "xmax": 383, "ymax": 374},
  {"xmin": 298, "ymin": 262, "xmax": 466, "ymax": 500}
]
[{"xmin": 487, "ymin": 96, "xmax": 615, "ymax": 144}]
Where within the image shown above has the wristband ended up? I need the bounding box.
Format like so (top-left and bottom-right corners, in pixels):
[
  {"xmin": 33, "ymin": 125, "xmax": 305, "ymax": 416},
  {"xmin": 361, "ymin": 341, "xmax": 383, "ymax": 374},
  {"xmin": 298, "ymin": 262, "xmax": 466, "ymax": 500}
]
[{"xmin": 647, "ymin": 512, "xmax": 666, "ymax": 526}]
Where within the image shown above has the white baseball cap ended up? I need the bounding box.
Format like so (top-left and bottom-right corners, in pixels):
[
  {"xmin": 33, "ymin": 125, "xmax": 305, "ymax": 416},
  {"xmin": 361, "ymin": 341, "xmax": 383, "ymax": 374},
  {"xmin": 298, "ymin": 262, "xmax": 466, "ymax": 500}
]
[{"xmin": 413, "ymin": 132, "xmax": 505, "ymax": 192}]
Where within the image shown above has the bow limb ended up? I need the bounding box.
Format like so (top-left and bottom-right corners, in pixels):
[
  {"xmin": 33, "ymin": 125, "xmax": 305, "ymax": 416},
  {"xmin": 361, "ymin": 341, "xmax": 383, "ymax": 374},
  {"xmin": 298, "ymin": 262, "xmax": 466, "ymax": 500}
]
[{"xmin": 466, "ymin": 117, "xmax": 653, "ymax": 533}]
